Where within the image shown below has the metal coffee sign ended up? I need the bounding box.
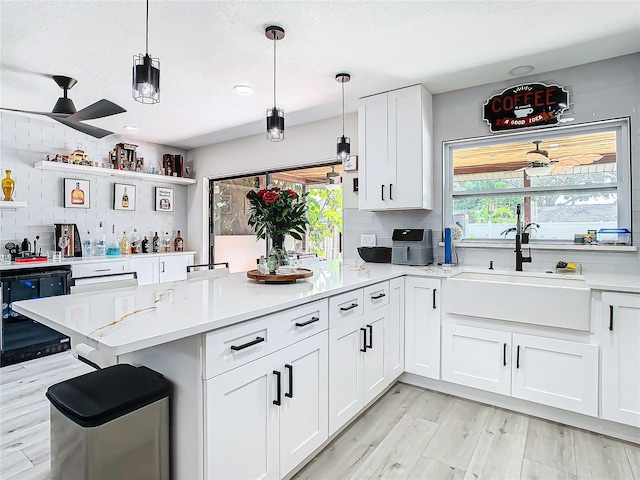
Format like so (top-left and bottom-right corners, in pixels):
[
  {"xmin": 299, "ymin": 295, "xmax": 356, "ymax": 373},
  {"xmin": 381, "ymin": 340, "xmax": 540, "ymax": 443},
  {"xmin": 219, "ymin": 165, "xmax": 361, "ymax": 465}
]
[{"xmin": 483, "ymin": 83, "xmax": 569, "ymax": 132}]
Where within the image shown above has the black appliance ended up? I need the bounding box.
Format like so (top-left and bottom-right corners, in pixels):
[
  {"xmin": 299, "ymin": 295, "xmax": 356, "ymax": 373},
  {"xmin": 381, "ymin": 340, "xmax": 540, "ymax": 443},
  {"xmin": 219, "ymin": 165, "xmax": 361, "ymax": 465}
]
[{"xmin": 1, "ymin": 266, "xmax": 71, "ymax": 366}]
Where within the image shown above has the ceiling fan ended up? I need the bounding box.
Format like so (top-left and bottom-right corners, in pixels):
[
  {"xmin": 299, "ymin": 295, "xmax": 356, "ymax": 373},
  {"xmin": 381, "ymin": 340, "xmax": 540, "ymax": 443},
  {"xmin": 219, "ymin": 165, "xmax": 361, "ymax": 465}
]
[
  {"xmin": 326, "ymin": 166, "xmax": 342, "ymax": 189},
  {"xmin": 1, "ymin": 75, "xmax": 126, "ymax": 138},
  {"xmin": 517, "ymin": 140, "xmax": 603, "ymax": 177}
]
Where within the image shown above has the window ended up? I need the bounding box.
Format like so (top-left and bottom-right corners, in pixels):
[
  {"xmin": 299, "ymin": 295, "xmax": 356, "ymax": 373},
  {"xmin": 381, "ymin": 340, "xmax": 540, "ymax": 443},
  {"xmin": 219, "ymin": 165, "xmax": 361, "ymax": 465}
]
[{"xmin": 443, "ymin": 119, "xmax": 631, "ymax": 242}]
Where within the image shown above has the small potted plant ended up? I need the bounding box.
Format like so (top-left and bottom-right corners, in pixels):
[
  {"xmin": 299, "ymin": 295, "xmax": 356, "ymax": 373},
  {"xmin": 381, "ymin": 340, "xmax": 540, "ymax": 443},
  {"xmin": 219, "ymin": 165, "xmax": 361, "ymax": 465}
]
[{"xmin": 500, "ymin": 222, "xmax": 540, "ymax": 244}]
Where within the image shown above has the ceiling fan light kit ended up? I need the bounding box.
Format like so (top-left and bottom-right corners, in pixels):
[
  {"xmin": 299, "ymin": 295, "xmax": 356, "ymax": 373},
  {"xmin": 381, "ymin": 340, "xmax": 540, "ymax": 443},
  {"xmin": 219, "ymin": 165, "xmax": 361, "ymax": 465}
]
[
  {"xmin": 132, "ymin": 0, "xmax": 160, "ymax": 104},
  {"xmin": 265, "ymin": 25, "xmax": 285, "ymax": 142},
  {"xmin": 336, "ymin": 72, "xmax": 351, "ymax": 161}
]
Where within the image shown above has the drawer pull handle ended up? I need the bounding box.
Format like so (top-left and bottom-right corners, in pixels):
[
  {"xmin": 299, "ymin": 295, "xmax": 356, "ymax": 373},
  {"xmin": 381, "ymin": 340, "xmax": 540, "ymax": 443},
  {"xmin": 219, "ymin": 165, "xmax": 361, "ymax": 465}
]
[
  {"xmin": 366, "ymin": 324, "xmax": 373, "ymax": 349},
  {"xmin": 516, "ymin": 345, "xmax": 521, "ymax": 369},
  {"xmin": 360, "ymin": 328, "xmax": 367, "ymax": 352},
  {"xmin": 609, "ymin": 305, "xmax": 614, "ymax": 331},
  {"xmin": 93, "ymin": 269, "xmax": 110, "ymax": 272},
  {"xmin": 340, "ymin": 303, "xmax": 358, "ymax": 312},
  {"xmin": 432, "ymin": 289, "xmax": 437, "ymax": 309},
  {"xmin": 230, "ymin": 336, "xmax": 265, "ymax": 351},
  {"xmin": 295, "ymin": 316, "xmax": 320, "ymax": 327},
  {"xmin": 371, "ymin": 293, "xmax": 386, "ymax": 300},
  {"xmin": 285, "ymin": 364, "xmax": 293, "ymax": 398},
  {"xmin": 503, "ymin": 343, "xmax": 507, "ymax": 366},
  {"xmin": 273, "ymin": 370, "xmax": 281, "ymax": 406}
]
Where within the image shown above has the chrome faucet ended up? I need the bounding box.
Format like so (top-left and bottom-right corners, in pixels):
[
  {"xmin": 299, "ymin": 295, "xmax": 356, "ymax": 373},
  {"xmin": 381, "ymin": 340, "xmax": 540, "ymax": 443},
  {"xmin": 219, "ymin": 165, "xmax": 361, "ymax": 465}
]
[{"xmin": 515, "ymin": 204, "xmax": 532, "ymax": 271}]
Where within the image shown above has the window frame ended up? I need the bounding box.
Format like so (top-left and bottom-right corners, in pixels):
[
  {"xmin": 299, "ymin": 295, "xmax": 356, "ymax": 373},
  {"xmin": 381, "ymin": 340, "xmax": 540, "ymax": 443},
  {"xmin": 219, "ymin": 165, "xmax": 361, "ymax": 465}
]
[{"xmin": 442, "ymin": 118, "xmax": 631, "ymax": 243}]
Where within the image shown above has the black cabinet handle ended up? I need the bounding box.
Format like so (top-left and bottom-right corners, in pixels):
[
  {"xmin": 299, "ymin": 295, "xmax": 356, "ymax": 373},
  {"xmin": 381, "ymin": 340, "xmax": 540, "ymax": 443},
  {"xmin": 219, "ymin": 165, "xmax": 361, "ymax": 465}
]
[
  {"xmin": 360, "ymin": 328, "xmax": 367, "ymax": 352},
  {"xmin": 503, "ymin": 343, "xmax": 507, "ymax": 366},
  {"xmin": 609, "ymin": 305, "xmax": 614, "ymax": 331},
  {"xmin": 366, "ymin": 324, "xmax": 373, "ymax": 349},
  {"xmin": 230, "ymin": 336, "xmax": 265, "ymax": 351},
  {"xmin": 340, "ymin": 303, "xmax": 358, "ymax": 312},
  {"xmin": 295, "ymin": 316, "xmax": 320, "ymax": 327},
  {"xmin": 516, "ymin": 345, "xmax": 520, "ymax": 369},
  {"xmin": 285, "ymin": 364, "xmax": 293, "ymax": 398},
  {"xmin": 381, "ymin": 184, "xmax": 385, "ymax": 201},
  {"xmin": 389, "ymin": 184, "xmax": 393, "ymax": 200},
  {"xmin": 273, "ymin": 370, "xmax": 282, "ymax": 406},
  {"xmin": 432, "ymin": 289, "xmax": 437, "ymax": 309},
  {"xmin": 371, "ymin": 293, "xmax": 386, "ymax": 300}
]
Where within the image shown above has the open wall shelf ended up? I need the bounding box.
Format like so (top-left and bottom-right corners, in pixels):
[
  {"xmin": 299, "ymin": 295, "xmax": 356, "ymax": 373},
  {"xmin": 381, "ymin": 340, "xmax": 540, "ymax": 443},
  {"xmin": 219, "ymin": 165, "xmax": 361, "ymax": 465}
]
[{"xmin": 0, "ymin": 201, "xmax": 28, "ymax": 210}]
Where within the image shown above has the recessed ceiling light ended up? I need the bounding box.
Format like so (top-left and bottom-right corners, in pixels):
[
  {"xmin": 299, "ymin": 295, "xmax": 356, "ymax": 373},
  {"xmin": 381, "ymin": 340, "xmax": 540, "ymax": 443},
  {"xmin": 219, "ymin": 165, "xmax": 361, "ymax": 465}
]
[
  {"xmin": 233, "ymin": 85, "xmax": 253, "ymax": 96},
  {"xmin": 123, "ymin": 125, "xmax": 139, "ymax": 131},
  {"xmin": 508, "ymin": 65, "xmax": 535, "ymax": 76},
  {"xmin": 559, "ymin": 117, "xmax": 575, "ymax": 123}
]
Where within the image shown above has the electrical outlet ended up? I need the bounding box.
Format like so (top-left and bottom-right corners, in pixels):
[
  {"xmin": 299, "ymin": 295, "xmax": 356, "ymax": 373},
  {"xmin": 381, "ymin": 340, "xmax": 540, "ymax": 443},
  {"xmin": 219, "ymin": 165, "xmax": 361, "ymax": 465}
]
[{"xmin": 360, "ymin": 234, "xmax": 376, "ymax": 247}]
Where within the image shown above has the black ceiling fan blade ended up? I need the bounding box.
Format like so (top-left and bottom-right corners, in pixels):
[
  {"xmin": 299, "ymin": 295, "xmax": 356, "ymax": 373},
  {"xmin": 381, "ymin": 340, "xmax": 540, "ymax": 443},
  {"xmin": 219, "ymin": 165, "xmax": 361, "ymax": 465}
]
[
  {"xmin": 0, "ymin": 107, "xmax": 53, "ymax": 116},
  {"xmin": 54, "ymin": 117, "xmax": 115, "ymax": 139},
  {"xmin": 68, "ymin": 99, "xmax": 126, "ymax": 122}
]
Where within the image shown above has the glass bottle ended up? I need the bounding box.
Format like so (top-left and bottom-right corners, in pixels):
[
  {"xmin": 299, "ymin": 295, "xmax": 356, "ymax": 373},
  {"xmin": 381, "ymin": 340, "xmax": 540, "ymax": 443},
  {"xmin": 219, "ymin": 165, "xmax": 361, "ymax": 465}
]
[
  {"xmin": 121, "ymin": 187, "xmax": 129, "ymax": 208},
  {"xmin": 71, "ymin": 181, "xmax": 85, "ymax": 205},
  {"xmin": 162, "ymin": 232, "xmax": 171, "ymax": 253},
  {"xmin": 106, "ymin": 225, "xmax": 120, "ymax": 256},
  {"xmin": 59, "ymin": 226, "xmax": 72, "ymax": 257},
  {"xmin": 95, "ymin": 221, "xmax": 106, "ymax": 256},
  {"xmin": 152, "ymin": 232, "xmax": 160, "ymax": 253},
  {"xmin": 174, "ymin": 230, "xmax": 184, "ymax": 252},
  {"xmin": 120, "ymin": 230, "xmax": 130, "ymax": 254},
  {"xmin": 2, "ymin": 170, "xmax": 15, "ymax": 201},
  {"xmin": 82, "ymin": 229, "xmax": 93, "ymax": 257},
  {"xmin": 141, "ymin": 236, "xmax": 150, "ymax": 253},
  {"xmin": 130, "ymin": 229, "xmax": 141, "ymax": 254}
]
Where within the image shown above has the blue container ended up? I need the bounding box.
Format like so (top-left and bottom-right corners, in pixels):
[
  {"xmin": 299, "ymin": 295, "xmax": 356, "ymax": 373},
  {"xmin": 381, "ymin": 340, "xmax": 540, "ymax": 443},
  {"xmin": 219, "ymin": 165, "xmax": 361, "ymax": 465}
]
[{"xmin": 444, "ymin": 228, "xmax": 452, "ymax": 264}]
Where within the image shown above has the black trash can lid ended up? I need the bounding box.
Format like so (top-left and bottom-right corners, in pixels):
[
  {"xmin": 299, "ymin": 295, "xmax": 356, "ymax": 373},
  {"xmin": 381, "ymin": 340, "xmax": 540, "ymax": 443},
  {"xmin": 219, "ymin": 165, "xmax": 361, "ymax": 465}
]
[{"xmin": 46, "ymin": 364, "xmax": 171, "ymax": 428}]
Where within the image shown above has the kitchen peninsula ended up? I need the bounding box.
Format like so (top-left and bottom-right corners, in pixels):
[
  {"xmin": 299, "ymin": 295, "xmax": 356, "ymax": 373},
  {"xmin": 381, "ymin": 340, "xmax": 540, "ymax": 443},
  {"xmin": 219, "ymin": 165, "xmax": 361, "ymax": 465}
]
[{"xmin": 12, "ymin": 261, "xmax": 640, "ymax": 479}]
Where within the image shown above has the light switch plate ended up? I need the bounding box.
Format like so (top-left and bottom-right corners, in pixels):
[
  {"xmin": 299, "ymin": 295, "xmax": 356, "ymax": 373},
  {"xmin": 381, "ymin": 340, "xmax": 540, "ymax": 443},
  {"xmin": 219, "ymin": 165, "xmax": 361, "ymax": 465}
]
[{"xmin": 360, "ymin": 234, "xmax": 376, "ymax": 247}]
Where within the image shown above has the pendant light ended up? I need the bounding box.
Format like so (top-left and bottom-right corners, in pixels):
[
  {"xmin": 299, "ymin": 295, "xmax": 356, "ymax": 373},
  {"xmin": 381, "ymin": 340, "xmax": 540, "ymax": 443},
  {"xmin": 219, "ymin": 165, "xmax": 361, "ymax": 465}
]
[
  {"xmin": 132, "ymin": 0, "xmax": 160, "ymax": 104},
  {"xmin": 335, "ymin": 73, "xmax": 351, "ymax": 161},
  {"xmin": 265, "ymin": 26, "xmax": 285, "ymax": 142}
]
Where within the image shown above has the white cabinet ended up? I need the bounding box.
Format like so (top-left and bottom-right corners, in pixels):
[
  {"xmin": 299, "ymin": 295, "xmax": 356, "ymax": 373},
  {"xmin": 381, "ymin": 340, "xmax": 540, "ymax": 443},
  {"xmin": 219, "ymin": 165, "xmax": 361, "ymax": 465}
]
[
  {"xmin": 442, "ymin": 324, "xmax": 598, "ymax": 416},
  {"xmin": 71, "ymin": 260, "xmax": 129, "ymax": 278},
  {"xmin": 159, "ymin": 255, "xmax": 192, "ymax": 283},
  {"xmin": 129, "ymin": 254, "xmax": 193, "ymax": 285},
  {"xmin": 405, "ymin": 277, "xmax": 440, "ymax": 379},
  {"xmin": 600, "ymin": 292, "xmax": 640, "ymax": 427},
  {"xmin": 386, "ymin": 277, "xmax": 404, "ymax": 380},
  {"xmin": 206, "ymin": 332, "xmax": 328, "ymax": 480},
  {"xmin": 129, "ymin": 257, "xmax": 159, "ymax": 285},
  {"xmin": 358, "ymin": 84, "xmax": 433, "ymax": 211}
]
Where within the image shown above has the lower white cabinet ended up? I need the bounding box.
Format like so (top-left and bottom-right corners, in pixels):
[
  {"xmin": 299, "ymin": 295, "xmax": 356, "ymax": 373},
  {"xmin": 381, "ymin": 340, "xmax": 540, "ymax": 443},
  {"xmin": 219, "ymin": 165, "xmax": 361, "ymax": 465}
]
[
  {"xmin": 442, "ymin": 323, "xmax": 598, "ymax": 416},
  {"xmin": 205, "ymin": 332, "xmax": 328, "ymax": 480},
  {"xmin": 129, "ymin": 254, "xmax": 193, "ymax": 285},
  {"xmin": 600, "ymin": 292, "xmax": 640, "ymax": 427},
  {"xmin": 70, "ymin": 260, "xmax": 129, "ymax": 278},
  {"xmin": 405, "ymin": 277, "xmax": 441, "ymax": 379},
  {"xmin": 385, "ymin": 277, "xmax": 405, "ymax": 380}
]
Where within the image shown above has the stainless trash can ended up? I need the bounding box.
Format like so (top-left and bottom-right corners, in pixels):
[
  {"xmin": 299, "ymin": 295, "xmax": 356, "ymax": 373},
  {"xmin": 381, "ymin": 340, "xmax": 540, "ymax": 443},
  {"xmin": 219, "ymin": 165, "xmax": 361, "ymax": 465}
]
[{"xmin": 46, "ymin": 364, "xmax": 171, "ymax": 480}]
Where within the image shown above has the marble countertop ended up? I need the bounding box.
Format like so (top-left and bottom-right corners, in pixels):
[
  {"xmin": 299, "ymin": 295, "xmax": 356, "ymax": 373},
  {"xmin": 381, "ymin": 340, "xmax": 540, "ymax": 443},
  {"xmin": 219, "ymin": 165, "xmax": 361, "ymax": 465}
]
[{"xmin": 11, "ymin": 260, "xmax": 639, "ymax": 357}]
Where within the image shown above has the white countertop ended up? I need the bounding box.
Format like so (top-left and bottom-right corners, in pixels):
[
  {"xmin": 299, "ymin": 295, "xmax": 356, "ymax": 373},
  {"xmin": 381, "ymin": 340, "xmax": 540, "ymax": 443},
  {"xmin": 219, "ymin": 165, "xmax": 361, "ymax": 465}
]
[{"xmin": 11, "ymin": 260, "xmax": 639, "ymax": 357}]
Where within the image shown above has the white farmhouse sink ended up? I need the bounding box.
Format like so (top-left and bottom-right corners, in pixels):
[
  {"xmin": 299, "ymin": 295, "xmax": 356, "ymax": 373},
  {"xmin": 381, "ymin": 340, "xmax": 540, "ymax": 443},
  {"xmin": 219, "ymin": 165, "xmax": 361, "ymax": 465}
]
[{"xmin": 444, "ymin": 270, "xmax": 591, "ymax": 331}]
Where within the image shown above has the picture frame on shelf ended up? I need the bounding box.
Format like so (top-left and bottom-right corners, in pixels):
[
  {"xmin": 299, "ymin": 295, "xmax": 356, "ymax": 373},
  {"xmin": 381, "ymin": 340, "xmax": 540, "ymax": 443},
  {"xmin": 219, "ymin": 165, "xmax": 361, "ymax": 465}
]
[
  {"xmin": 64, "ymin": 178, "xmax": 90, "ymax": 209},
  {"xmin": 342, "ymin": 155, "xmax": 358, "ymax": 172},
  {"xmin": 114, "ymin": 183, "xmax": 136, "ymax": 211},
  {"xmin": 155, "ymin": 187, "xmax": 174, "ymax": 212}
]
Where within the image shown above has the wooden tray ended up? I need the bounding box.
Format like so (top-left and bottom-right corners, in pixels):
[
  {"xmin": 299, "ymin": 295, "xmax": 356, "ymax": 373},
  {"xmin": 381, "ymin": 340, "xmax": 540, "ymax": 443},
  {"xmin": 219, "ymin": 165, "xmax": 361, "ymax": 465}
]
[{"xmin": 246, "ymin": 268, "xmax": 313, "ymax": 284}]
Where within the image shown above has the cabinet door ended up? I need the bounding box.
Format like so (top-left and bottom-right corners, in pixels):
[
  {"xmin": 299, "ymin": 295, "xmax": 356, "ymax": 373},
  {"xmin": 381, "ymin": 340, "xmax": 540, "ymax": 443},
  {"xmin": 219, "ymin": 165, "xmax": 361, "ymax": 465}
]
[
  {"xmin": 362, "ymin": 309, "xmax": 387, "ymax": 405},
  {"xmin": 129, "ymin": 257, "xmax": 159, "ymax": 285},
  {"xmin": 601, "ymin": 292, "xmax": 640, "ymax": 426},
  {"xmin": 205, "ymin": 355, "xmax": 280, "ymax": 480},
  {"xmin": 158, "ymin": 255, "xmax": 192, "ymax": 283},
  {"xmin": 328, "ymin": 315, "xmax": 364, "ymax": 435},
  {"xmin": 358, "ymin": 92, "xmax": 389, "ymax": 210},
  {"xmin": 512, "ymin": 334, "xmax": 598, "ymax": 416},
  {"xmin": 385, "ymin": 277, "xmax": 404, "ymax": 380},
  {"xmin": 278, "ymin": 332, "xmax": 328, "ymax": 477},
  {"xmin": 441, "ymin": 323, "xmax": 511, "ymax": 395},
  {"xmin": 405, "ymin": 277, "xmax": 440, "ymax": 379}
]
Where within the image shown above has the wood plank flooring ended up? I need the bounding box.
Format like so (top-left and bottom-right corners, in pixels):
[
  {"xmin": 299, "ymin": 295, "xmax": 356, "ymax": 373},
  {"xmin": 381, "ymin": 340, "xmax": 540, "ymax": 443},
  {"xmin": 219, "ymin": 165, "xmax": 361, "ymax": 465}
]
[{"xmin": 1, "ymin": 352, "xmax": 639, "ymax": 480}]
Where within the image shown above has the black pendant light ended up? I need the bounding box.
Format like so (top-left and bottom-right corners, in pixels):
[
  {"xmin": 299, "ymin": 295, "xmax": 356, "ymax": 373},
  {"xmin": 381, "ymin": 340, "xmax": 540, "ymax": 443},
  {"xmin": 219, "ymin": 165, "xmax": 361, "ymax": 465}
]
[
  {"xmin": 265, "ymin": 26, "xmax": 285, "ymax": 142},
  {"xmin": 336, "ymin": 73, "xmax": 351, "ymax": 161},
  {"xmin": 132, "ymin": 0, "xmax": 160, "ymax": 104}
]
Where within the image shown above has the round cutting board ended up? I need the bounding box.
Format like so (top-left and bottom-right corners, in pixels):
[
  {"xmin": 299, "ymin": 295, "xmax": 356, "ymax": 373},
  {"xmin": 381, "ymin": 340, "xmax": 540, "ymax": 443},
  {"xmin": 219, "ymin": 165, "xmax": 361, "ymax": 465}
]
[{"xmin": 246, "ymin": 268, "xmax": 313, "ymax": 284}]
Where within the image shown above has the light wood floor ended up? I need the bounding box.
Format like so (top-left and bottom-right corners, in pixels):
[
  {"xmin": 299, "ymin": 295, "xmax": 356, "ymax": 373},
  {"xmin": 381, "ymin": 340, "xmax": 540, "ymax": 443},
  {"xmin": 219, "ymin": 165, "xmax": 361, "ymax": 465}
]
[{"xmin": 1, "ymin": 352, "xmax": 639, "ymax": 480}]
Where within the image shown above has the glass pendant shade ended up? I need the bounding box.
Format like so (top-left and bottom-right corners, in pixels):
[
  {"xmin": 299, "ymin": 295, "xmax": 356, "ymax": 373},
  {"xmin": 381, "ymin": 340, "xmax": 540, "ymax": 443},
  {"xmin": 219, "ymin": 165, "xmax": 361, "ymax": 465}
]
[
  {"xmin": 266, "ymin": 107, "xmax": 285, "ymax": 142},
  {"xmin": 337, "ymin": 135, "xmax": 350, "ymax": 160},
  {"xmin": 133, "ymin": 53, "xmax": 160, "ymax": 104},
  {"xmin": 525, "ymin": 165, "xmax": 551, "ymax": 177}
]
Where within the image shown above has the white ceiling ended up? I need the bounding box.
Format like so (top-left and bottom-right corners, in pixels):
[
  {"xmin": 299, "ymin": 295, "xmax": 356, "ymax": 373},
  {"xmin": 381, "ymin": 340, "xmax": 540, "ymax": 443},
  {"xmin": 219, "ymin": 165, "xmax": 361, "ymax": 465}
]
[{"xmin": 1, "ymin": 1, "xmax": 638, "ymax": 150}]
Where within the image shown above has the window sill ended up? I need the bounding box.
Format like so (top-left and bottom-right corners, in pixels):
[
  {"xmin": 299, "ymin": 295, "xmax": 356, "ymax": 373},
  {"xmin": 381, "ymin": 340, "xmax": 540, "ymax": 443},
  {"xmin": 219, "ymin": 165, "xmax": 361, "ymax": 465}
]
[{"xmin": 438, "ymin": 241, "xmax": 637, "ymax": 252}]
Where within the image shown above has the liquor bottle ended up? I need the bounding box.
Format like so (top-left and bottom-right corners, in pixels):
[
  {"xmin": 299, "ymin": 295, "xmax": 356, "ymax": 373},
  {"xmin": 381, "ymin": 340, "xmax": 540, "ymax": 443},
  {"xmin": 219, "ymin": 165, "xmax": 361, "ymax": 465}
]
[
  {"xmin": 152, "ymin": 232, "xmax": 160, "ymax": 253},
  {"xmin": 162, "ymin": 232, "xmax": 171, "ymax": 253},
  {"xmin": 106, "ymin": 225, "xmax": 120, "ymax": 256},
  {"xmin": 59, "ymin": 226, "xmax": 72, "ymax": 257},
  {"xmin": 141, "ymin": 236, "xmax": 150, "ymax": 253},
  {"xmin": 174, "ymin": 230, "xmax": 184, "ymax": 252},
  {"xmin": 95, "ymin": 221, "xmax": 106, "ymax": 256},
  {"xmin": 83, "ymin": 230, "xmax": 93, "ymax": 257},
  {"xmin": 122, "ymin": 187, "xmax": 129, "ymax": 208},
  {"xmin": 2, "ymin": 170, "xmax": 15, "ymax": 201},
  {"xmin": 130, "ymin": 229, "xmax": 141, "ymax": 254},
  {"xmin": 120, "ymin": 231, "xmax": 130, "ymax": 254},
  {"xmin": 71, "ymin": 181, "xmax": 85, "ymax": 205}
]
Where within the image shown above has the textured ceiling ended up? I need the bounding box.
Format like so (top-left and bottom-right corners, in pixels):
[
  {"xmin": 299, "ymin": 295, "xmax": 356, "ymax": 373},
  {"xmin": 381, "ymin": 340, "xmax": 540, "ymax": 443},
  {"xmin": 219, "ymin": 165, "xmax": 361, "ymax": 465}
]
[{"xmin": 1, "ymin": 1, "xmax": 639, "ymax": 149}]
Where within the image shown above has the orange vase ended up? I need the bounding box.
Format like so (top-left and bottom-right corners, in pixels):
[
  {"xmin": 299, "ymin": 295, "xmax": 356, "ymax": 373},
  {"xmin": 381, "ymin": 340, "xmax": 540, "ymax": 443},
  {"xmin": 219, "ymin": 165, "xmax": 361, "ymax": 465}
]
[{"xmin": 2, "ymin": 170, "xmax": 15, "ymax": 201}]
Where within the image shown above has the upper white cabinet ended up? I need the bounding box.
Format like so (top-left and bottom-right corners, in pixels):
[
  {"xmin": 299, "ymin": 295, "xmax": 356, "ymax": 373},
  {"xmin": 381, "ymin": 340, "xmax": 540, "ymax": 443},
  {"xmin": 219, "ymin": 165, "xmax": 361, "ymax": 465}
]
[
  {"xmin": 358, "ymin": 84, "xmax": 433, "ymax": 211},
  {"xmin": 600, "ymin": 292, "xmax": 640, "ymax": 427}
]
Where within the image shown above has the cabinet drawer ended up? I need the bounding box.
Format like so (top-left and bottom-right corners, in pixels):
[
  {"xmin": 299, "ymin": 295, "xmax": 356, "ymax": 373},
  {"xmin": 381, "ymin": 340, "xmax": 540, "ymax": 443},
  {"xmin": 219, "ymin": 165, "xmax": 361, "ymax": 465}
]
[
  {"xmin": 71, "ymin": 261, "xmax": 129, "ymax": 278},
  {"xmin": 363, "ymin": 281, "xmax": 390, "ymax": 314},
  {"xmin": 205, "ymin": 300, "xmax": 328, "ymax": 378},
  {"xmin": 329, "ymin": 289, "xmax": 364, "ymax": 328}
]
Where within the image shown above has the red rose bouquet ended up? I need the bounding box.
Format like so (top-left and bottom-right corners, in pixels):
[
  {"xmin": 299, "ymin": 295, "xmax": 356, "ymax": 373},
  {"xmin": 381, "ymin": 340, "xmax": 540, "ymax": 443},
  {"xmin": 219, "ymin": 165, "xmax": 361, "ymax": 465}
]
[{"xmin": 246, "ymin": 186, "xmax": 309, "ymax": 240}]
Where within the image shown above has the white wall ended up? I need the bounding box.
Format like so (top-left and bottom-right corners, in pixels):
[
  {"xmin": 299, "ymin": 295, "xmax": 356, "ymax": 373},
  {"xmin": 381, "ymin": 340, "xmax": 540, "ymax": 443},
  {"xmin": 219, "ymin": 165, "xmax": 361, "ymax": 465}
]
[
  {"xmin": 0, "ymin": 112, "xmax": 189, "ymax": 254},
  {"xmin": 187, "ymin": 113, "xmax": 358, "ymax": 263}
]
